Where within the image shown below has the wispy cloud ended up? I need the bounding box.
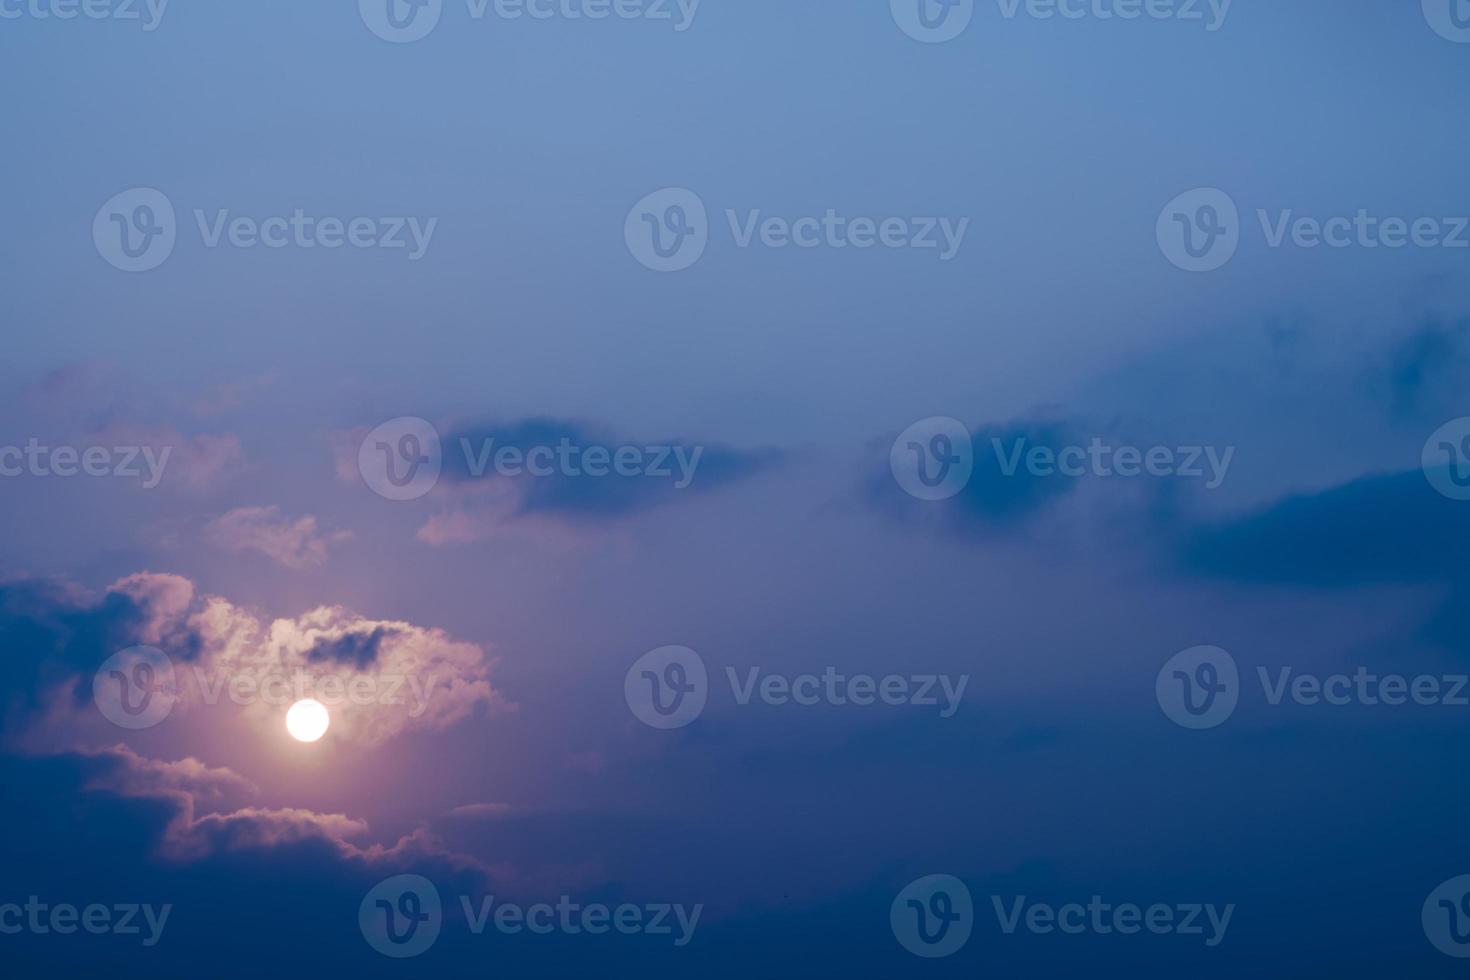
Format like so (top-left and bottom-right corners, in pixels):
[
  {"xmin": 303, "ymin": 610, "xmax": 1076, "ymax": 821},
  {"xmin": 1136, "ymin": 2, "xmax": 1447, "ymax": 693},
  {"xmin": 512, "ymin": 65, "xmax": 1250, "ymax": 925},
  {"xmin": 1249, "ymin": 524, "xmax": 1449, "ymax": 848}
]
[{"xmin": 204, "ymin": 507, "xmax": 351, "ymax": 569}]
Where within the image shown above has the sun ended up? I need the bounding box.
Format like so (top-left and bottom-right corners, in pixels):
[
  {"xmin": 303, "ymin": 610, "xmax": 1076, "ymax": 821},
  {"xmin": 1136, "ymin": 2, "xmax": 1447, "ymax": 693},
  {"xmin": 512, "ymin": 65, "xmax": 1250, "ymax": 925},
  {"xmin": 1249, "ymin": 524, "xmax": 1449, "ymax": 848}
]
[{"xmin": 285, "ymin": 699, "xmax": 330, "ymax": 743}]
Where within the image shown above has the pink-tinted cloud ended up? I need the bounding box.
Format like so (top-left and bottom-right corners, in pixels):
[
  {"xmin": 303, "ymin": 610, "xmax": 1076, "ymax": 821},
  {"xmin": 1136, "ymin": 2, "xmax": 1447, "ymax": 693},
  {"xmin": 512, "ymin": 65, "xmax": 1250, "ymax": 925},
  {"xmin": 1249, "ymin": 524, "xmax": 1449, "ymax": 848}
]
[
  {"xmin": 190, "ymin": 598, "xmax": 513, "ymax": 746},
  {"xmin": 204, "ymin": 506, "xmax": 351, "ymax": 569},
  {"xmin": 94, "ymin": 423, "xmax": 247, "ymax": 494},
  {"xmin": 74, "ymin": 744, "xmax": 486, "ymax": 873}
]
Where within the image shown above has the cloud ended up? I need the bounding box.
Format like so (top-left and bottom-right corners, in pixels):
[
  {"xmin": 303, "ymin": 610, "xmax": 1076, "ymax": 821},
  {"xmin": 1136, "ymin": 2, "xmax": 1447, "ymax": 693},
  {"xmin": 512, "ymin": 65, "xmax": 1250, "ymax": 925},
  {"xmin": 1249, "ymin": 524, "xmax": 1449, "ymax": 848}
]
[
  {"xmin": 192, "ymin": 599, "xmax": 512, "ymax": 746},
  {"xmin": 1370, "ymin": 319, "xmax": 1470, "ymax": 421},
  {"xmin": 0, "ymin": 571, "xmax": 509, "ymax": 750},
  {"xmin": 204, "ymin": 506, "xmax": 351, "ymax": 569},
  {"xmin": 866, "ymin": 418, "xmax": 1084, "ymax": 539},
  {"xmin": 0, "ymin": 572, "xmax": 203, "ymax": 737},
  {"xmin": 1176, "ymin": 467, "xmax": 1470, "ymax": 657},
  {"xmin": 191, "ymin": 372, "xmax": 277, "ymax": 417},
  {"xmin": 1180, "ymin": 469, "xmax": 1470, "ymax": 587},
  {"xmin": 59, "ymin": 744, "xmax": 487, "ymax": 874},
  {"xmin": 69, "ymin": 745, "xmax": 352, "ymax": 861},
  {"xmin": 172, "ymin": 806, "xmax": 373, "ymax": 861},
  {"xmin": 82, "ymin": 742, "xmax": 256, "ymax": 809},
  {"xmin": 93, "ymin": 423, "xmax": 248, "ymax": 493},
  {"xmin": 335, "ymin": 415, "xmax": 785, "ymax": 544}
]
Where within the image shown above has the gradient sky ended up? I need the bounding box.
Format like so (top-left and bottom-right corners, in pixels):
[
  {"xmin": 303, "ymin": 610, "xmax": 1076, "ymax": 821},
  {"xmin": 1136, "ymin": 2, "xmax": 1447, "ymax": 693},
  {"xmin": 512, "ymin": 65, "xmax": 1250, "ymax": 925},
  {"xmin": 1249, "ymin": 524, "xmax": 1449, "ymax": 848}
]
[{"xmin": 3, "ymin": 1, "xmax": 1470, "ymax": 975}]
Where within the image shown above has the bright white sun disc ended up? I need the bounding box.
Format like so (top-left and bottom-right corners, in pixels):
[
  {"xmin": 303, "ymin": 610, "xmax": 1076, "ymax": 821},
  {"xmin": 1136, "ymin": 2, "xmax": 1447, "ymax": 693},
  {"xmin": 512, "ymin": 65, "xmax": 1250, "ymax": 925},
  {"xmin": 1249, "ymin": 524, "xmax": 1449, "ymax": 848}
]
[{"xmin": 286, "ymin": 699, "xmax": 329, "ymax": 742}]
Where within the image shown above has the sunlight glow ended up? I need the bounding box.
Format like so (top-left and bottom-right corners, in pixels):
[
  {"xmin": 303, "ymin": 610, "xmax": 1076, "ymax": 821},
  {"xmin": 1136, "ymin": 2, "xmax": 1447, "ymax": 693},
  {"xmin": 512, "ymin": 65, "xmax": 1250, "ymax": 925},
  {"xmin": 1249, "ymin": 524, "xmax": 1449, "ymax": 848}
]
[{"xmin": 285, "ymin": 699, "xmax": 330, "ymax": 743}]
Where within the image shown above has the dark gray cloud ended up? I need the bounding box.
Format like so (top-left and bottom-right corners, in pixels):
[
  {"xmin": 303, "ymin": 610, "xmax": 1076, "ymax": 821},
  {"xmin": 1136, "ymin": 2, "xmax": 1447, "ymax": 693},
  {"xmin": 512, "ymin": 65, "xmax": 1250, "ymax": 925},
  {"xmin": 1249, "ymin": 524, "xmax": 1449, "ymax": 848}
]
[
  {"xmin": 1180, "ymin": 469, "xmax": 1469, "ymax": 587},
  {"xmin": 305, "ymin": 625, "xmax": 399, "ymax": 669},
  {"xmin": 1373, "ymin": 319, "xmax": 1470, "ymax": 421},
  {"xmin": 867, "ymin": 419, "xmax": 1084, "ymax": 538},
  {"xmin": 440, "ymin": 417, "xmax": 785, "ymax": 521},
  {"xmin": 0, "ymin": 574, "xmax": 201, "ymax": 732}
]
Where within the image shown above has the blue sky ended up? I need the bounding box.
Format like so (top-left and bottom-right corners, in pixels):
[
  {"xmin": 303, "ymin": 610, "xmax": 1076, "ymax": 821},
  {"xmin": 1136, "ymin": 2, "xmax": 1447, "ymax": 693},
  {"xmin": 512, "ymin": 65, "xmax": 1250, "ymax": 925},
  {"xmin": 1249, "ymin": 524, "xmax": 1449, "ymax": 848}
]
[{"xmin": 2, "ymin": 0, "xmax": 1470, "ymax": 975}]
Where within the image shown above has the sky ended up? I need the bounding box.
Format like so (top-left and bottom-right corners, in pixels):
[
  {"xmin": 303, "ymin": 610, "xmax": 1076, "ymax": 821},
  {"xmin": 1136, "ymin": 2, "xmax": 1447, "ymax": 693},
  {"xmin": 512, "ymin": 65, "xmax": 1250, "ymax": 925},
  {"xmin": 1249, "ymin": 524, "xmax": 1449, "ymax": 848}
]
[{"xmin": 3, "ymin": 0, "xmax": 1470, "ymax": 975}]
